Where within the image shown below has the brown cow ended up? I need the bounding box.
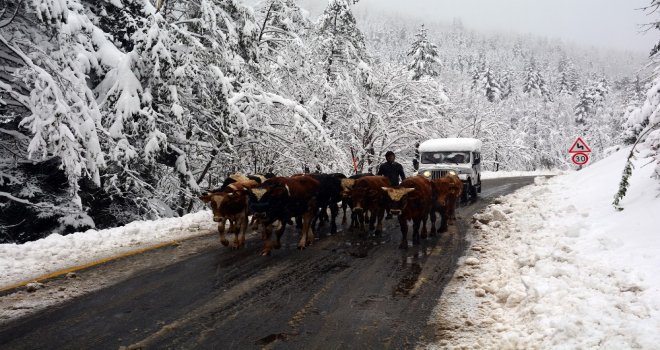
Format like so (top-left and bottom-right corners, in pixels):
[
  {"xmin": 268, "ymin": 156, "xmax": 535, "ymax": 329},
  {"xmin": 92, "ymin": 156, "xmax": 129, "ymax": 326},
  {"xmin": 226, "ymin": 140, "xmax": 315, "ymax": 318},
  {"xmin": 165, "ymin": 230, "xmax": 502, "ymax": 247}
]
[
  {"xmin": 199, "ymin": 179, "xmax": 258, "ymax": 248},
  {"xmin": 248, "ymin": 176, "xmax": 321, "ymax": 255},
  {"xmin": 429, "ymin": 174, "xmax": 463, "ymax": 235},
  {"xmin": 381, "ymin": 176, "xmax": 433, "ymax": 249},
  {"xmin": 340, "ymin": 178, "xmax": 356, "ymax": 225},
  {"xmin": 445, "ymin": 174, "xmax": 463, "ymax": 222},
  {"xmin": 339, "ymin": 173, "xmax": 374, "ymax": 227},
  {"xmin": 351, "ymin": 176, "xmax": 390, "ymax": 235}
]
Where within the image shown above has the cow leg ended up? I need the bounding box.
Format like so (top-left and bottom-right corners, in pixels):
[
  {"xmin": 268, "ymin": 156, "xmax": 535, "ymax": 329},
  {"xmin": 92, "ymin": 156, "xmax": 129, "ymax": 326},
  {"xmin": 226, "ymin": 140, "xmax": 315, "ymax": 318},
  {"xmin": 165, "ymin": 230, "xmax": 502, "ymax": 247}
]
[
  {"xmin": 412, "ymin": 219, "xmax": 421, "ymax": 246},
  {"xmin": 329, "ymin": 202, "xmax": 339, "ymax": 235},
  {"xmin": 440, "ymin": 207, "xmax": 449, "ymax": 233},
  {"xmin": 341, "ymin": 201, "xmax": 348, "ymax": 225},
  {"xmin": 298, "ymin": 212, "xmax": 315, "ymax": 249},
  {"xmin": 217, "ymin": 218, "xmax": 229, "ymax": 247},
  {"xmin": 274, "ymin": 220, "xmax": 287, "ymax": 249},
  {"xmin": 374, "ymin": 208, "xmax": 384, "ymax": 236},
  {"xmin": 356, "ymin": 210, "xmax": 366, "ymax": 233},
  {"xmin": 317, "ymin": 206, "xmax": 328, "ymax": 227},
  {"xmin": 353, "ymin": 210, "xmax": 360, "ymax": 230},
  {"xmin": 429, "ymin": 210, "xmax": 437, "ymax": 237},
  {"xmin": 230, "ymin": 219, "xmax": 241, "ymax": 249},
  {"xmin": 350, "ymin": 210, "xmax": 357, "ymax": 231},
  {"xmin": 261, "ymin": 220, "xmax": 273, "ymax": 241},
  {"xmin": 249, "ymin": 215, "xmax": 259, "ymax": 231},
  {"xmin": 421, "ymin": 212, "xmax": 429, "ymax": 239},
  {"xmin": 237, "ymin": 213, "xmax": 248, "ymax": 249},
  {"xmin": 368, "ymin": 210, "xmax": 376, "ymax": 231},
  {"xmin": 451, "ymin": 197, "xmax": 459, "ymax": 222},
  {"xmin": 448, "ymin": 203, "xmax": 455, "ymax": 224},
  {"xmin": 399, "ymin": 216, "xmax": 408, "ymax": 249},
  {"xmin": 306, "ymin": 211, "xmax": 316, "ymax": 246},
  {"xmin": 262, "ymin": 220, "xmax": 285, "ymax": 256}
]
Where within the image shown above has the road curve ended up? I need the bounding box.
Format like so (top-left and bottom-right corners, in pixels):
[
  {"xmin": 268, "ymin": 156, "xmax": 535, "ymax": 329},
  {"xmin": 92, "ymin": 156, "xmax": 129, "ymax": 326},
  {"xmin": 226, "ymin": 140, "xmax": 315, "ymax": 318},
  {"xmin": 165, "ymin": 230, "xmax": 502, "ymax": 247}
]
[{"xmin": 0, "ymin": 177, "xmax": 538, "ymax": 350}]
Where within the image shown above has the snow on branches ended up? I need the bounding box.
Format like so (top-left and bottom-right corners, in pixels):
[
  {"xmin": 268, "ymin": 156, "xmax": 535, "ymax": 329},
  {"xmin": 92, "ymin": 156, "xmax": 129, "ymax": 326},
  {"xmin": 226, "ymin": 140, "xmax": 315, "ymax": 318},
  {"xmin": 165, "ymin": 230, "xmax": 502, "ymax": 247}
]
[{"xmin": 407, "ymin": 24, "xmax": 441, "ymax": 81}]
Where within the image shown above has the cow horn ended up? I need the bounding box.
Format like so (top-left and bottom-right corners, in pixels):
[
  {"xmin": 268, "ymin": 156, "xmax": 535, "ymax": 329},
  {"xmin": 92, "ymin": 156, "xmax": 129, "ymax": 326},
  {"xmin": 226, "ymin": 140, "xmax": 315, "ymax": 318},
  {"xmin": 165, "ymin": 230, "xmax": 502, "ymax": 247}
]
[{"xmin": 285, "ymin": 184, "xmax": 290, "ymax": 195}]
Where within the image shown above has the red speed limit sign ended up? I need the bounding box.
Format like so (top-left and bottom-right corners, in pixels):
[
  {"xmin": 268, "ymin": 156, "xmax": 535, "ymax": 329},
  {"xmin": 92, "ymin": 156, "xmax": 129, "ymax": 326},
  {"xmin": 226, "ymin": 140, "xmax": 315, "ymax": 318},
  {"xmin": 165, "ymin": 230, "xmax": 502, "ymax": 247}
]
[
  {"xmin": 569, "ymin": 137, "xmax": 591, "ymax": 166},
  {"xmin": 572, "ymin": 152, "xmax": 589, "ymax": 165}
]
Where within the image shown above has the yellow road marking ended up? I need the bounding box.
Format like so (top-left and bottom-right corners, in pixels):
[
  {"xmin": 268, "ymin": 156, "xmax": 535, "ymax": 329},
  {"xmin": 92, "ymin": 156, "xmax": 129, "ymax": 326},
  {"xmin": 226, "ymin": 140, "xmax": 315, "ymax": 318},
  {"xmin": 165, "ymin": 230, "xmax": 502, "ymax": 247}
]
[{"xmin": 0, "ymin": 241, "xmax": 180, "ymax": 294}]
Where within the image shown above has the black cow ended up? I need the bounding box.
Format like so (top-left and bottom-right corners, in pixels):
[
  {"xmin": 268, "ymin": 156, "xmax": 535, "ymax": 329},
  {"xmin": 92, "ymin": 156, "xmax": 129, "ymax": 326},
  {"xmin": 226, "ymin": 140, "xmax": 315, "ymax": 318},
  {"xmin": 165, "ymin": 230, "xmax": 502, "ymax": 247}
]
[
  {"xmin": 248, "ymin": 176, "xmax": 321, "ymax": 255},
  {"xmin": 309, "ymin": 173, "xmax": 346, "ymax": 235}
]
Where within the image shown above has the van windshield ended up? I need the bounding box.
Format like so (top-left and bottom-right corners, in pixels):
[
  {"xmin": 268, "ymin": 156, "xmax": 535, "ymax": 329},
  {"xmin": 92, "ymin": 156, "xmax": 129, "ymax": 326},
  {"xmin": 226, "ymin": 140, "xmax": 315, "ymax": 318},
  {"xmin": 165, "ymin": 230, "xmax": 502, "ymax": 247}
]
[{"xmin": 421, "ymin": 151, "xmax": 471, "ymax": 164}]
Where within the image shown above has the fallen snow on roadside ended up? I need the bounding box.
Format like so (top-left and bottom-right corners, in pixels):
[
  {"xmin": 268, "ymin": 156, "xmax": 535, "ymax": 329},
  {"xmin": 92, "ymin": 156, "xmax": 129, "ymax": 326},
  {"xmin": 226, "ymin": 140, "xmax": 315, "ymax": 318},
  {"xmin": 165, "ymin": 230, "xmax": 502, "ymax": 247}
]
[
  {"xmin": 428, "ymin": 147, "xmax": 660, "ymax": 349},
  {"xmin": 0, "ymin": 211, "xmax": 215, "ymax": 288}
]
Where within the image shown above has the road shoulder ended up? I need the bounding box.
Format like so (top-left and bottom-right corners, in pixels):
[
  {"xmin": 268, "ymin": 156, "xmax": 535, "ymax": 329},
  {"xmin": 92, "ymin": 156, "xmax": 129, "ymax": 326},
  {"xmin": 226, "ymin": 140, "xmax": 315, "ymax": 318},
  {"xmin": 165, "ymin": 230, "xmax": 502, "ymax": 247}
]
[{"xmin": 0, "ymin": 233, "xmax": 221, "ymax": 325}]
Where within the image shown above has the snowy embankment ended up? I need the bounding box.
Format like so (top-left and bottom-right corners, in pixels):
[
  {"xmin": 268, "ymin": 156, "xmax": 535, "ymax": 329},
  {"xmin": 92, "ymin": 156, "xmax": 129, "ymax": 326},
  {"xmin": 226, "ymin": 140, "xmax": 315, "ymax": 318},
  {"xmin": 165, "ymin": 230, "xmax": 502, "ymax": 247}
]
[
  {"xmin": 0, "ymin": 212, "xmax": 214, "ymax": 288},
  {"xmin": 429, "ymin": 147, "xmax": 660, "ymax": 349}
]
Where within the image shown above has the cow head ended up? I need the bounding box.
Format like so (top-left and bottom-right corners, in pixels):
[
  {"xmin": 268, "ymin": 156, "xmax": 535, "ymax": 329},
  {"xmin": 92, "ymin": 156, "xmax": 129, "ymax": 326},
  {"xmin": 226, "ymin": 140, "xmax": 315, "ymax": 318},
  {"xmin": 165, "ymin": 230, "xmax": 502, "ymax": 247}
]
[
  {"xmin": 340, "ymin": 178, "xmax": 356, "ymax": 200},
  {"xmin": 350, "ymin": 183, "xmax": 378, "ymax": 213},
  {"xmin": 199, "ymin": 190, "xmax": 245, "ymax": 222},
  {"xmin": 247, "ymin": 179, "xmax": 290, "ymax": 218},
  {"xmin": 380, "ymin": 187, "xmax": 415, "ymax": 216},
  {"xmin": 431, "ymin": 179, "xmax": 452, "ymax": 209}
]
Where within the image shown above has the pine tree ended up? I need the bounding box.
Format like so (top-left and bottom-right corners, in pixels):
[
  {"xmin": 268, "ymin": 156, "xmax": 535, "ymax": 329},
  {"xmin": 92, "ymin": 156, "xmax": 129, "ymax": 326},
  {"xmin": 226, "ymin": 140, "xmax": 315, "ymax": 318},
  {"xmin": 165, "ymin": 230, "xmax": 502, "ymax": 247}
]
[
  {"xmin": 316, "ymin": 0, "xmax": 368, "ymax": 81},
  {"xmin": 406, "ymin": 24, "xmax": 441, "ymax": 81},
  {"xmin": 522, "ymin": 62, "xmax": 553, "ymax": 102},
  {"xmin": 471, "ymin": 62, "xmax": 501, "ymax": 102},
  {"xmin": 557, "ymin": 70, "xmax": 574, "ymax": 96},
  {"xmin": 315, "ymin": 0, "xmax": 371, "ymax": 130},
  {"xmin": 574, "ymin": 87, "xmax": 595, "ymax": 125},
  {"xmin": 500, "ymin": 71, "xmax": 512, "ymax": 99},
  {"xmin": 482, "ymin": 67, "xmax": 502, "ymax": 102}
]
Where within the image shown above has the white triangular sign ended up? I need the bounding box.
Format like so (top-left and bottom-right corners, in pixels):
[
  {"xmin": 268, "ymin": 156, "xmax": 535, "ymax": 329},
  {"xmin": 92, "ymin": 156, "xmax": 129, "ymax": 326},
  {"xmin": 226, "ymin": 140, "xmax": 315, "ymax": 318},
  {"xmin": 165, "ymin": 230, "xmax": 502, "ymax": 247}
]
[{"xmin": 569, "ymin": 137, "xmax": 591, "ymax": 153}]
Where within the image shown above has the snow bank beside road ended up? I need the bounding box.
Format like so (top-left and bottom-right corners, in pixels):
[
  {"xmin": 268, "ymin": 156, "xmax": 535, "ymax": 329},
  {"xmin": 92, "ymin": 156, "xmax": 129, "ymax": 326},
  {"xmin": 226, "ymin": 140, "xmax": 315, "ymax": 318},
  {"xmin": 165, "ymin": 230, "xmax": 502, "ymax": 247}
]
[
  {"xmin": 429, "ymin": 147, "xmax": 660, "ymax": 348},
  {"xmin": 0, "ymin": 211, "xmax": 214, "ymax": 288}
]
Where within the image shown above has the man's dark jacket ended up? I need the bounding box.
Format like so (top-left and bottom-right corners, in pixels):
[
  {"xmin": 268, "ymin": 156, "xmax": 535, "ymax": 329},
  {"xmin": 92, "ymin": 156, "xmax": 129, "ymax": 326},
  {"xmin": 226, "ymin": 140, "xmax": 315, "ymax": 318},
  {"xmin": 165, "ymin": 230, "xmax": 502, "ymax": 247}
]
[{"xmin": 377, "ymin": 161, "xmax": 406, "ymax": 186}]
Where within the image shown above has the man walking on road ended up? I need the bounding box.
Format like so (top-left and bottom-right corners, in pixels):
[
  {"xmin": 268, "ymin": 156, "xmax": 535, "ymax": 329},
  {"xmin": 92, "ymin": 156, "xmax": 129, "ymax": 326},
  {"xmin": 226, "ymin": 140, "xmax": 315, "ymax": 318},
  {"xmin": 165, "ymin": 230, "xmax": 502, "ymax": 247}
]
[
  {"xmin": 377, "ymin": 151, "xmax": 406, "ymax": 219},
  {"xmin": 377, "ymin": 151, "xmax": 406, "ymax": 186}
]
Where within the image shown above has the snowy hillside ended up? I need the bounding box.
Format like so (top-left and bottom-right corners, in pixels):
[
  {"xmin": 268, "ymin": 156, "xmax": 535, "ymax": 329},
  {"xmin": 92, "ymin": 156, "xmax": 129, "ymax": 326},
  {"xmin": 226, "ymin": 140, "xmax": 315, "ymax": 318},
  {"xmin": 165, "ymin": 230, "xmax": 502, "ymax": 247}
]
[{"xmin": 428, "ymin": 147, "xmax": 660, "ymax": 348}]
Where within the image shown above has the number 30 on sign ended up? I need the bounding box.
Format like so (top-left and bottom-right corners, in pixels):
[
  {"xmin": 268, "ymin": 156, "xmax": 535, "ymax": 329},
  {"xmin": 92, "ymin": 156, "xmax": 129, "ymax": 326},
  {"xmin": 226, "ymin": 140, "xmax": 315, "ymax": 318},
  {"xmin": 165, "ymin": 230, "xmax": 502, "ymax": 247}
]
[{"xmin": 572, "ymin": 152, "xmax": 589, "ymax": 165}]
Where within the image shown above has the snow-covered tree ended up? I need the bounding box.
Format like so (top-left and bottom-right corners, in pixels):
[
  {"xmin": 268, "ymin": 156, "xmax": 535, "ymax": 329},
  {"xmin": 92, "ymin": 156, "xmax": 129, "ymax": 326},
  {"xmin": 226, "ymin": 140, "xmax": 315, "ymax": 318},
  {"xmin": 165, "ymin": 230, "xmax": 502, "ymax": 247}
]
[
  {"xmin": 499, "ymin": 70, "xmax": 513, "ymax": 100},
  {"xmin": 574, "ymin": 79, "xmax": 609, "ymax": 125},
  {"xmin": 616, "ymin": 2, "xmax": 660, "ymax": 204},
  {"xmin": 407, "ymin": 24, "xmax": 441, "ymax": 80},
  {"xmin": 522, "ymin": 61, "xmax": 553, "ymax": 102}
]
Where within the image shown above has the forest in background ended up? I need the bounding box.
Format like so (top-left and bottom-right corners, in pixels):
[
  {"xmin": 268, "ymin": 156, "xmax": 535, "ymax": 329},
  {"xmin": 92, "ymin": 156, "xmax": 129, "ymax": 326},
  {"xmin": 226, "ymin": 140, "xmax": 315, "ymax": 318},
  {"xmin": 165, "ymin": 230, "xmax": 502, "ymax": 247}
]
[{"xmin": 0, "ymin": 0, "xmax": 656, "ymax": 242}]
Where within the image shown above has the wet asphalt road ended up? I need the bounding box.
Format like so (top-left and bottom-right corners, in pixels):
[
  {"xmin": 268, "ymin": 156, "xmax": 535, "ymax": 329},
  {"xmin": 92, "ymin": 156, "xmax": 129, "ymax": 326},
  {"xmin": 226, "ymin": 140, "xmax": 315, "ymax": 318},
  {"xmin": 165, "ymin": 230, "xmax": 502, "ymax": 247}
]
[{"xmin": 0, "ymin": 177, "xmax": 538, "ymax": 350}]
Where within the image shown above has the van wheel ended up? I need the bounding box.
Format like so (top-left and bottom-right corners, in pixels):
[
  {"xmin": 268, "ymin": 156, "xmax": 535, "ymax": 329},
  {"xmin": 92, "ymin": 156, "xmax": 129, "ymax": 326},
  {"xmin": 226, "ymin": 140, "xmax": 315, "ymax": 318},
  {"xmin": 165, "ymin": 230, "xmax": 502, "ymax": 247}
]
[
  {"xmin": 469, "ymin": 182, "xmax": 478, "ymax": 201},
  {"xmin": 477, "ymin": 177, "xmax": 482, "ymax": 193},
  {"xmin": 461, "ymin": 182, "xmax": 470, "ymax": 203}
]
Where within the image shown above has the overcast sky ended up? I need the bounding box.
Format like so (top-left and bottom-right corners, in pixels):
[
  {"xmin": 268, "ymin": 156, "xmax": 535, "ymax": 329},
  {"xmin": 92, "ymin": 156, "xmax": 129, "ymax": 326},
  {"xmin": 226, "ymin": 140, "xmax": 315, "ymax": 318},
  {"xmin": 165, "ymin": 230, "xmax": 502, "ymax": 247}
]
[{"xmin": 294, "ymin": 0, "xmax": 657, "ymax": 53}]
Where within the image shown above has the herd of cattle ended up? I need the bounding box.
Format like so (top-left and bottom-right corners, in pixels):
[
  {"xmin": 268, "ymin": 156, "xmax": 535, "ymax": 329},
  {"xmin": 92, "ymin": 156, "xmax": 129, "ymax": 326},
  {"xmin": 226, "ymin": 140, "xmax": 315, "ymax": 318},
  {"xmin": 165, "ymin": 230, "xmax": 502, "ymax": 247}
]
[{"xmin": 199, "ymin": 173, "xmax": 464, "ymax": 256}]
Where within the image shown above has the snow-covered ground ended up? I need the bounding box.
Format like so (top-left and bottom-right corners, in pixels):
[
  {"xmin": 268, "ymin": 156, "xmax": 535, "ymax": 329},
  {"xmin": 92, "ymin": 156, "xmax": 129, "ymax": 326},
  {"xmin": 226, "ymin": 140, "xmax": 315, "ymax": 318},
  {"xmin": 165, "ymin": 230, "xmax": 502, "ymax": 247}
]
[
  {"xmin": 429, "ymin": 146, "xmax": 660, "ymax": 349},
  {"xmin": 0, "ymin": 211, "xmax": 214, "ymax": 288}
]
